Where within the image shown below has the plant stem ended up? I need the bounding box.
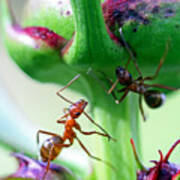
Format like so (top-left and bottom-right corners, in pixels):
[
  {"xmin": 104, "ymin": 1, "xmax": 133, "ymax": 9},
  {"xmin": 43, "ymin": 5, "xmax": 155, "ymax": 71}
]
[
  {"xmin": 86, "ymin": 80, "xmax": 140, "ymax": 180},
  {"xmin": 67, "ymin": 0, "xmax": 141, "ymax": 177},
  {"xmin": 66, "ymin": 0, "xmax": 123, "ymax": 66}
]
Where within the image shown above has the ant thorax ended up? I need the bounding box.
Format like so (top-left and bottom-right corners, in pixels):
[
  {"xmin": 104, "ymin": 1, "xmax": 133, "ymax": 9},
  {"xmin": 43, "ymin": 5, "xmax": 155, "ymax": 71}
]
[
  {"xmin": 115, "ymin": 66, "xmax": 133, "ymax": 85},
  {"xmin": 65, "ymin": 116, "xmax": 76, "ymax": 126},
  {"xmin": 129, "ymin": 82, "xmax": 147, "ymax": 94}
]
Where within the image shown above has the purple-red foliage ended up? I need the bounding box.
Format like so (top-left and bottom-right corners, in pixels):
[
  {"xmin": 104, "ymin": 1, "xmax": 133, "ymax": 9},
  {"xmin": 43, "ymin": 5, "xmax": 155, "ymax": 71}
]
[
  {"xmin": 3, "ymin": 153, "xmax": 71, "ymax": 180},
  {"xmin": 131, "ymin": 139, "xmax": 180, "ymax": 180}
]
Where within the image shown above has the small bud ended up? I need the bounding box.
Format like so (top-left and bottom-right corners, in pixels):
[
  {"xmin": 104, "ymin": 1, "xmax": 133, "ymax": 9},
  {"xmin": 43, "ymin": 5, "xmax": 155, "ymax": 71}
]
[
  {"xmin": 131, "ymin": 139, "xmax": 180, "ymax": 180},
  {"xmin": 7, "ymin": 25, "xmax": 67, "ymax": 50},
  {"xmin": 3, "ymin": 153, "xmax": 74, "ymax": 180},
  {"xmin": 1, "ymin": 0, "xmax": 73, "ymax": 76}
]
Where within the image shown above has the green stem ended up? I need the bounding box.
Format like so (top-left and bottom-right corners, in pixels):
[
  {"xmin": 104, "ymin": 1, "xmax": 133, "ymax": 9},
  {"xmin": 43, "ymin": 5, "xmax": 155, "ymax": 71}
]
[
  {"xmin": 86, "ymin": 80, "xmax": 140, "ymax": 180},
  {"xmin": 66, "ymin": 0, "xmax": 124, "ymax": 67}
]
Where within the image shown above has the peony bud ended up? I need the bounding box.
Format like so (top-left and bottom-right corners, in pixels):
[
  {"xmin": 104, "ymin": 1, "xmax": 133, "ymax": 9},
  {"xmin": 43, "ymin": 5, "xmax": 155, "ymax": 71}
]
[{"xmin": 131, "ymin": 139, "xmax": 180, "ymax": 180}]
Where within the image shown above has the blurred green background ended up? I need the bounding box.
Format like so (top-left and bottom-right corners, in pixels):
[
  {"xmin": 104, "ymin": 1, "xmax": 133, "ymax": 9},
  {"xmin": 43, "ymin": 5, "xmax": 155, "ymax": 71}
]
[{"xmin": 0, "ymin": 0, "xmax": 180, "ymax": 177}]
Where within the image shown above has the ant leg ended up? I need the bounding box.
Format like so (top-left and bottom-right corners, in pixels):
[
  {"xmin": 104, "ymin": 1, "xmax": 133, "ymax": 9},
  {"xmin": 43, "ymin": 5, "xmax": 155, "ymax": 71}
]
[
  {"xmin": 37, "ymin": 130, "xmax": 59, "ymax": 145},
  {"xmin": 62, "ymin": 107, "xmax": 68, "ymax": 114},
  {"xmin": 76, "ymin": 137, "xmax": 116, "ymax": 171},
  {"xmin": 115, "ymin": 89, "xmax": 129, "ymax": 104},
  {"xmin": 119, "ymin": 28, "xmax": 135, "ymax": 60},
  {"xmin": 87, "ymin": 68, "xmax": 109, "ymax": 93},
  {"xmin": 134, "ymin": 76, "xmax": 143, "ymax": 82},
  {"xmin": 99, "ymin": 71, "xmax": 119, "ymax": 100},
  {"xmin": 130, "ymin": 138, "xmax": 147, "ymax": 171},
  {"xmin": 42, "ymin": 144, "xmax": 54, "ymax": 180},
  {"xmin": 61, "ymin": 138, "xmax": 74, "ymax": 148},
  {"xmin": 119, "ymin": 28, "xmax": 142, "ymax": 77},
  {"xmin": 101, "ymin": 72, "xmax": 120, "ymax": 100},
  {"xmin": 139, "ymin": 95, "xmax": 146, "ymax": 121},
  {"xmin": 117, "ymin": 87, "xmax": 127, "ymax": 93},
  {"xmin": 57, "ymin": 120, "xmax": 66, "ymax": 124},
  {"xmin": 143, "ymin": 42, "xmax": 169, "ymax": 81},
  {"xmin": 110, "ymin": 86, "xmax": 127, "ymax": 102},
  {"xmin": 57, "ymin": 108, "xmax": 69, "ymax": 121},
  {"xmin": 62, "ymin": 143, "xmax": 72, "ymax": 148},
  {"xmin": 83, "ymin": 111, "xmax": 113, "ymax": 141},
  {"xmin": 148, "ymin": 84, "xmax": 178, "ymax": 91},
  {"xmin": 75, "ymin": 124, "xmax": 116, "ymax": 142},
  {"xmin": 56, "ymin": 108, "xmax": 69, "ymax": 122},
  {"xmin": 80, "ymin": 130, "xmax": 113, "ymax": 139},
  {"xmin": 108, "ymin": 79, "xmax": 119, "ymax": 94},
  {"xmin": 57, "ymin": 115, "xmax": 67, "ymax": 122},
  {"xmin": 56, "ymin": 74, "xmax": 81, "ymax": 104}
]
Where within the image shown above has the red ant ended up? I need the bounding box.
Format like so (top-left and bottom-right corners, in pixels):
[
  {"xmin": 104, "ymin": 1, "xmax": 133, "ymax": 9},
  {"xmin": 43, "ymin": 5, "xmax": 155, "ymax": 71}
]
[
  {"xmin": 131, "ymin": 138, "xmax": 180, "ymax": 180},
  {"xmin": 106, "ymin": 41, "xmax": 178, "ymax": 121},
  {"xmin": 37, "ymin": 75, "xmax": 116, "ymax": 179}
]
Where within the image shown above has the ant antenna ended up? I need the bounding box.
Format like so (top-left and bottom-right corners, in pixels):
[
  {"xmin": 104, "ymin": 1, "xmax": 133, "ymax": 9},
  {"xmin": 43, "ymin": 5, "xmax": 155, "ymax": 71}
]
[
  {"xmin": 87, "ymin": 69, "xmax": 120, "ymax": 112},
  {"xmin": 87, "ymin": 68, "xmax": 108, "ymax": 92},
  {"xmin": 163, "ymin": 139, "xmax": 180, "ymax": 163},
  {"xmin": 6, "ymin": 0, "xmax": 18, "ymax": 25},
  {"xmin": 130, "ymin": 138, "xmax": 147, "ymax": 171},
  {"xmin": 119, "ymin": 28, "xmax": 143, "ymax": 77},
  {"xmin": 56, "ymin": 74, "xmax": 81, "ymax": 104},
  {"xmin": 76, "ymin": 137, "xmax": 117, "ymax": 172},
  {"xmin": 87, "ymin": 68, "xmax": 118, "ymax": 95},
  {"xmin": 125, "ymin": 57, "xmax": 131, "ymax": 69}
]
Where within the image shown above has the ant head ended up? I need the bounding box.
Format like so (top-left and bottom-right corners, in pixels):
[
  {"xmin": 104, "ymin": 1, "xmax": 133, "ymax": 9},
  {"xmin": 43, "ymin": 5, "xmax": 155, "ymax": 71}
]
[
  {"xmin": 115, "ymin": 66, "xmax": 132, "ymax": 85},
  {"xmin": 144, "ymin": 90, "xmax": 166, "ymax": 108},
  {"xmin": 76, "ymin": 99, "xmax": 88, "ymax": 109},
  {"xmin": 69, "ymin": 99, "xmax": 88, "ymax": 118}
]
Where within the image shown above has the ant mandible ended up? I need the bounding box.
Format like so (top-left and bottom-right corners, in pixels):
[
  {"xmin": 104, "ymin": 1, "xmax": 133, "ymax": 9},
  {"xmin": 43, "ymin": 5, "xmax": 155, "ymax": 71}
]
[
  {"xmin": 37, "ymin": 75, "xmax": 116, "ymax": 179},
  {"xmin": 107, "ymin": 41, "xmax": 178, "ymax": 121}
]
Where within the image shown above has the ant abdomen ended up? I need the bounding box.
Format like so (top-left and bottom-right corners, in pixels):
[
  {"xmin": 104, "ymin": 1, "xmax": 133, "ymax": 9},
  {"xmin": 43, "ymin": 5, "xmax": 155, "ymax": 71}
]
[
  {"xmin": 40, "ymin": 136, "xmax": 64, "ymax": 162},
  {"xmin": 116, "ymin": 66, "xmax": 133, "ymax": 85},
  {"xmin": 144, "ymin": 90, "xmax": 166, "ymax": 108}
]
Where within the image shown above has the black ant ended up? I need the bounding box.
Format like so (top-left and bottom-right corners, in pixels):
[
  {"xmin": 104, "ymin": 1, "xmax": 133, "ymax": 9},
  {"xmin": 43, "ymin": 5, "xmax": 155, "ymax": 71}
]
[
  {"xmin": 107, "ymin": 41, "xmax": 178, "ymax": 121},
  {"xmin": 37, "ymin": 75, "xmax": 116, "ymax": 179}
]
